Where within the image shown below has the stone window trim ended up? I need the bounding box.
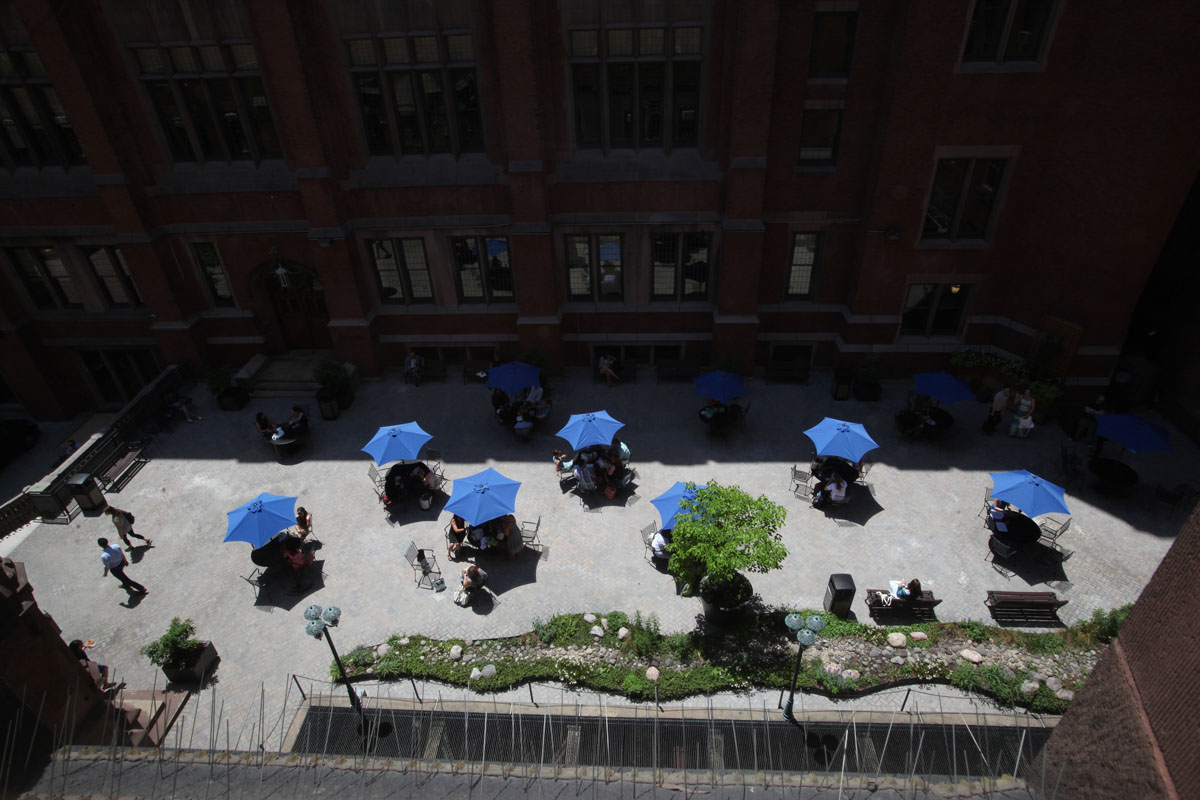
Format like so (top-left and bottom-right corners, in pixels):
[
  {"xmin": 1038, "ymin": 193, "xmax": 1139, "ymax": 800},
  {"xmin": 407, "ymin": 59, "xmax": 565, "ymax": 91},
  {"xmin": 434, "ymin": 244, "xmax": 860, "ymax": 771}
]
[
  {"xmin": 449, "ymin": 232, "xmax": 516, "ymax": 305},
  {"xmin": 563, "ymin": 231, "xmax": 625, "ymax": 303},
  {"xmin": 785, "ymin": 230, "xmax": 824, "ymax": 300},
  {"xmin": 918, "ymin": 145, "xmax": 1019, "ymax": 248},
  {"xmin": 82, "ymin": 245, "xmax": 142, "ymax": 309},
  {"xmin": 956, "ymin": 0, "xmax": 1063, "ymax": 73},
  {"xmin": 0, "ymin": 43, "xmax": 86, "ymax": 171},
  {"xmin": 181, "ymin": 239, "xmax": 236, "ymax": 308},
  {"xmin": 366, "ymin": 236, "xmax": 435, "ymax": 305}
]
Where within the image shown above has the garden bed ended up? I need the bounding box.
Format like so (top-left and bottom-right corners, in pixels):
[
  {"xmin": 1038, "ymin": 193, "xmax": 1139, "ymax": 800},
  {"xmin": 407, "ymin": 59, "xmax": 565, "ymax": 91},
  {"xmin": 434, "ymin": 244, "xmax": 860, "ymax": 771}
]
[{"xmin": 332, "ymin": 606, "xmax": 1130, "ymax": 716}]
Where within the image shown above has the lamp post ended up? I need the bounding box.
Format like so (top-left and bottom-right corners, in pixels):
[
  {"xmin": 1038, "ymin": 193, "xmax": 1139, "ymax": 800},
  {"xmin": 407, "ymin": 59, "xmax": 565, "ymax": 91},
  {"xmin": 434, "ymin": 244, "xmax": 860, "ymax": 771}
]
[{"xmin": 781, "ymin": 613, "xmax": 825, "ymax": 723}]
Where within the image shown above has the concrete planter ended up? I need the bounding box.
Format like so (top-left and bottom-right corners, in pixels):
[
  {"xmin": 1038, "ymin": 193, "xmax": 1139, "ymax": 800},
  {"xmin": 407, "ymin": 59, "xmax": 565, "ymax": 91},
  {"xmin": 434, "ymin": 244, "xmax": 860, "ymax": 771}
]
[{"xmin": 162, "ymin": 641, "xmax": 219, "ymax": 684}]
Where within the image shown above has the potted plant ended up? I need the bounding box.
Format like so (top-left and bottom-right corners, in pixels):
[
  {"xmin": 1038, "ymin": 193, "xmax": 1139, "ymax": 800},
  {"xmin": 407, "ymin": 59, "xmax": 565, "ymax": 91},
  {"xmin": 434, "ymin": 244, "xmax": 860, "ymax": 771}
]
[
  {"xmin": 668, "ymin": 482, "xmax": 788, "ymax": 623},
  {"xmin": 207, "ymin": 365, "xmax": 249, "ymax": 411},
  {"xmin": 852, "ymin": 355, "xmax": 882, "ymax": 401},
  {"xmin": 313, "ymin": 359, "xmax": 353, "ymax": 420},
  {"xmin": 141, "ymin": 617, "xmax": 219, "ymax": 684}
]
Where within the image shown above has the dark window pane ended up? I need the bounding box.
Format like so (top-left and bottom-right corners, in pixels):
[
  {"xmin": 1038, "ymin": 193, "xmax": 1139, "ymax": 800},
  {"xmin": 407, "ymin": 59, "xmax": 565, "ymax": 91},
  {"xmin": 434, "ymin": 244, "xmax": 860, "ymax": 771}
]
[
  {"xmin": 136, "ymin": 47, "xmax": 168, "ymax": 74},
  {"xmin": 383, "ymin": 38, "xmax": 409, "ymax": 64},
  {"xmin": 571, "ymin": 30, "xmax": 599, "ymax": 57},
  {"xmin": 957, "ymin": 159, "xmax": 1005, "ymax": 238},
  {"xmin": 608, "ymin": 63, "xmax": 634, "ymax": 146},
  {"xmin": 402, "ymin": 239, "xmax": 433, "ymax": 301},
  {"xmin": 639, "ymin": 62, "xmax": 664, "ymax": 145},
  {"xmin": 651, "ymin": 234, "xmax": 678, "ymax": 299},
  {"xmin": 608, "ymin": 29, "xmax": 634, "ymax": 56},
  {"xmin": 208, "ymin": 79, "xmax": 251, "ymax": 159},
  {"xmin": 10, "ymin": 248, "xmax": 55, "ymax": 308},
  {"xmin": 565, "ymin": 235, "xmax": 591, "ymax": 299},
  {"xmin": 788, "ymin": 233, "xmax": 819, "ymax": 297},
  {"xmin": 798, "ymin": 109, "xmax": 841, "ymax": 164},
  {"xmin": 240, "ymin": 77, "xmax": 280, "ymax": 157},
  {"xmin": 639, "ymin": 29, "xmax": 664, "ymax": 56},
  {"xmin": 963, "ymin": 0, "xmax": 1010, "ymax": 61},
  {"xmin": 130, "ymin": 349, "xmax": 160, "ymax": 384},
  {"xmin": 451, "ymin": 69, "xmax": 483, "ymax": 152},
  {"xmin": 113, "ymin": 248, "xmax": 141, "ymax": 305},
  {"xmin": 597, "ymin": 234, "xmax": 622, "ymax": 300},
  {"xmin": 86, "ymin": 247, "xmax": 131, "ymax": 306},
  {"xmin": 8, "ymin": 87, "xmax": 51, "ymax": 162},
  {"xmin": 41, "ymin": 88, "xmax": 84, "ymax": 163},
  {"xmin": 809, "ymin": 12, "xmax": 857, "ymax": 77},
  {"xmin": 674, "ymin": 27, "xmax": 702, "ymax": 55},
  {"xmin": 191, "ymin": 241, "xmax": 233, "ymax": 306},
  {"xmin": 452, "ymin": 236, "xmax": 484, "ymax": 301},
  {"xmin": 682, "ymin": 233, "xmax": 710, "ymax": 299},
  {"xmin": 148, "ymin": 81, "xmax": 195, "ymax": 161},
  {"xmin": 931, "ymin": 285, "xmax": 971, "ymax": 335},
  {"xmin": 369, "ymin": 239, "xmax": 405, "ymax": 302},
  {"xmin": 391, "ymin": 73, "xmax": 423, "ymax": 153},
  {"xmin": 419, "ymin": 71, "xmax": 450, "ymax": 152},
  {"xmin": 356, "ymin": 73, "xmax": 390, "ymax": 154},
  {"xmin": 0, "ymin": 95, "xmax": 34, "ymax": 165},
  {"xmin": 178, "ymin": 79, "xmax": 221, "ymax": 159},
  {"xmin": 79, "ymin": 350, "xmax": 123, "ymax": 404},
  {"xmin": 901, "ymin": 284, "xmax": 936, "ymax": 334},
  {"xmin": 923, "ymin": 159, "xmax": 968, "ymax": 238},
  {"xmin": 573, "ymin": 64, "xmax": 601, "ymax": 146},
  {"xmin": 1004, "ymin": 0, "xmax": 1053, "ymax": 61},
  {"xmin": 672, "ymin": 61, "xmax": 699, "ymax": 147},
  {"xmin": 169, "ymin": 46, "xmax": 198, "ymax": 72},
  {"xmin": 41, "ymin": 247, "xmax": 81, "ymax": 307},
  {"xmin": 413, "ymin": 36, "xmax": 439, "ymax": 63},
  {"xmin": 230, "ymin": 44, "xmax": 257, "ymax": 70},
  {"xmin": 348, "ymin": 39, "xmax": 376, "ymax": 66},
  {"xmin": 446, "ymin": 34, "xmax": 473, "ymax": 61},
  {"xmin": 485, "ymin": 237, "xmax": 513, "ymax": 299}
]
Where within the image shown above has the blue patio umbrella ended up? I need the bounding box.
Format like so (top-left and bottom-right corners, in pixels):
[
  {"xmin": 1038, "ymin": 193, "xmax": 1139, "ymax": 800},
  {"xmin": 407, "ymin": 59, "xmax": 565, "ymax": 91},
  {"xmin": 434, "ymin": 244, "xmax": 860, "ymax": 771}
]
[
  {"xmin": 913, "ymin": 371, "xmax": 975, "ymax": 405},
  {"xmin": 444, "ymin": 467, "xmax": 521, "ymax": 527},
  {"xmin": 803, "ymin": 418, "xmax": 880, "ymax": 463},
  {"xmin": 651, "ymin": 482, "xmax": 707, "ymax": 530},
  {"xmin": 988, "ymin": 470, "xmax": 1070, "ymax": 518},
  {"xmin": 224, "ymin": 492, "xmax": 299, "ymax": 548},
  {"xmin": 1095, "ymin": 414, "xmax": 1171, "ymax": 454},
  {"xmin": 486, "ymin": 361, "xmax": 542, "ymax": 398},
  {"xmin": 361, "ymin": 422, "xmax": 432, "ymax": 466},
  {"xmin": 556, "ymin": 410, "xmax": 625, "ymax": 450},
  {"xmin": 693, "ymin": 370, "xmax": 747, "ymax": 404}
]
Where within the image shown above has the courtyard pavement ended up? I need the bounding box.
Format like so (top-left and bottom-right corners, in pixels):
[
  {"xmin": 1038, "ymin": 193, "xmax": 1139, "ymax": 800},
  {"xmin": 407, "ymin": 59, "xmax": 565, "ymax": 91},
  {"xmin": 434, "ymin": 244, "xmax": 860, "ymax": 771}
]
[{"xmin": 2, "ymin": 368, "xmax": 1196, "ymax": 750}]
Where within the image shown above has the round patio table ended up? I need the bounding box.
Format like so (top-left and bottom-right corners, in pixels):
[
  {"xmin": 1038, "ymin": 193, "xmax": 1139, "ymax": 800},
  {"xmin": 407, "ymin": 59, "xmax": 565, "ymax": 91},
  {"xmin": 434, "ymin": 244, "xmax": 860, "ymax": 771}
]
[
  {"xmin": 923, "ymin": 407, "xmax": 954, "ymax": 436},
  {"xmin": 1089, "ymin": 457, "xmax": 1139, "ymax": 493},
  {"xmin": 988, "ymin": 511, "xmax": 1041, "ymax": 545},
  {"xmin": 812, "ymin": 455, "xmax": 859, "ymax": 484}
]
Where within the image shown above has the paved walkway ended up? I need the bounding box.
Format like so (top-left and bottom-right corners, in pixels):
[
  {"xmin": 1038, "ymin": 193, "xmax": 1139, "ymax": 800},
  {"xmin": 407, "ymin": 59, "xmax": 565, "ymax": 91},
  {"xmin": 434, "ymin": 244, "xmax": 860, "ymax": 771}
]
[{"xmin": 3, "ymin": 368, "xmax": 1195, "ymax": 750}]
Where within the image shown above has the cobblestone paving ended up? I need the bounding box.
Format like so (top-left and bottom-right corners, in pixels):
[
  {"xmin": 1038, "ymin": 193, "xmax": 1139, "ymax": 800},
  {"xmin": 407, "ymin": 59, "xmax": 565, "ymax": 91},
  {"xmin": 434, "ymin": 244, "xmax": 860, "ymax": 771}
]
[{"xmin": 3, "ymin": 368, "xmax": 1195, "ymax": 749}]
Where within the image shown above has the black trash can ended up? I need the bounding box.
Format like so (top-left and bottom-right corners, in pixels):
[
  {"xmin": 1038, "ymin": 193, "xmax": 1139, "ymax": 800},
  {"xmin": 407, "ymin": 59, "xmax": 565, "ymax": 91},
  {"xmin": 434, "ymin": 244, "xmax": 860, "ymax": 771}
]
[
  {"xmin": 67, "ymin": 473, "xmax": 106, "ymax": 512},
  {"xmin": 824, "ymin": 573, "xmax": 856, "ymax": 618}
]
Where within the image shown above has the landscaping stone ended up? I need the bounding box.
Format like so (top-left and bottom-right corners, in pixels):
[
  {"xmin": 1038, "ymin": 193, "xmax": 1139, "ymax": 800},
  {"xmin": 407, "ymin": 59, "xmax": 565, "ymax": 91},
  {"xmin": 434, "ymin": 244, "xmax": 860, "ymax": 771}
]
[
  {"xmin": 1056, "ymin": 689, "xmax": 1075, "ymax": 702},
  {"xmin": 824, "ymin": 663, "xmax": 841, "ymax": 675},
  {"xmin": 449, "ymin": 645, "xmax": 463, "ymax": 661},
  {"xmin": 1032, "ymin": 672, "xmax": 1048, "ymax": 683},
  {"xmin": 1046, "ymin": 677, "xmax": 1063, "ymax": 691},
  {"xmin": 617, "ymin": 627, "xmax": 630, "ymax": 640},
  {"xmin": 999, "ymin": 666, "xmax": 1016, "ymax": 681},
  {"xmin": 470, "ymin": 667, "xmax": 482, "ymax": 680},
  {"xmin": 890, "ymin": 656, "xmax": 905, "ymax": 665},
  {"xmin": 377, "ymin": 644, "xmax": 391, "ymax": 657},
  {"xmin": 645, "ymin": 666, "xmax": 660, "ymax": 681},
  {"xmin": 601, "ymin": 617, "xmax": 609, "ymax": 629},
  {"xmin": 960, "ymin": 649, "xmax": 983, "ymax": 664},
  {"xmin": 590, "ymin": 626, "xmax": 604, "ymax": 637},
  {"xmin": 1021, "ymin": 681, "xmax": 1040, "ymax": 695},
  {"xmin": 911, "ymin": 632, "xmax": 928, "ymax": 641},
  {"xmin": 584, "ymin": 613, "xmax": 597, "ymax": 623},
  {"xmin": 887, "ymin": 633, "xmax": 907, "ymax": 648},
  {"xmin": 841, "ymin": 669, "xmax": 860, "ymax": 681},
  {"xmin": 481, "ymin": 664, "xmax": 497, "ymax": 679}
]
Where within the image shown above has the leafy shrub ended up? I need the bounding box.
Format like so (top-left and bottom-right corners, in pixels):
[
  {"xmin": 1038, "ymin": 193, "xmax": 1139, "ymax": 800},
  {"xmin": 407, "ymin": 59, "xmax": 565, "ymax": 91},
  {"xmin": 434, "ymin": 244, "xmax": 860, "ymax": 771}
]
[
  {"xmin": 606, "ymin": 611, "xmax": 629, "ymax": 631},
  {"xmin": 1029, "ymin": 686, "xmax": 1070, "ymax": 714},
  {"xmin": 142, "ymin": 617, "xmax": 205, "ymax": 670},
  {"xmin": 979, "ymin": 666, "xmax": 1022, "ymax": 706},
  {"xmin": 956, "ymin": 620, "xmax": 990, "ymax": 643},
  {"xmin": 1022, "ymin": 632, "xmax": 1064, "ymax": 655},
  {"xmin": 949, "ymin": 663, "xmax": 979, "ymax": 692},
  {"xmin": 629, "ymin": 612, "xmax": 662, "ymax": 658},
  {"xmin": 664, "ymin": 632, "xmax": 697, "ymax": 662}
]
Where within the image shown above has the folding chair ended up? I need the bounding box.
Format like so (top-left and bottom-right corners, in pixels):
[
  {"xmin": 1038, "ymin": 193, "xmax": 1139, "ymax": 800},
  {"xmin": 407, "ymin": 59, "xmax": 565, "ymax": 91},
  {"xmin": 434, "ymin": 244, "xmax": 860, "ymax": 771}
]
[
  {"xmin": 1039, "ymin": 516, "xmax": 1070, "ymax": 543},
  {"xmin": 977, "ymin": 485, "xmax": 993, "ymax": 520},
  {"xmin": 985, "ymin": 536, "xmax": 1015, "ymax": 579},
  {"xmin": 240, "ymin": 568, "xmax": 269, "ymax": 601},
  {"xmin": 856, "ymin": 462, "xmax": 873, "ymax": 486},
  {"xmin": 404, "ymin": 541, "xmax": 441, "ymax": 590},
  {"xmin": 640, "ymin": 522, "xmax": 658, "ymax": 564},
  {"xmin": 367, "ymin": 464, "xmax": 386, "ymax": 501},
  {"xmin": 790, "ymin": 465, "xmax": 812, "ymax": 498},
  {"xmin": 520, "ymin": 516, "xmax": 543, "ymax": 550}
]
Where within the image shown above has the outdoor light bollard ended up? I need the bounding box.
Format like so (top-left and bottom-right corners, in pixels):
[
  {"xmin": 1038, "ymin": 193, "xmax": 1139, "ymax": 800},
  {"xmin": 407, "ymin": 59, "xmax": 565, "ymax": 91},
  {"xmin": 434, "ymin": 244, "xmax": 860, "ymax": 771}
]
[
  {"xmin": 304, "ymin": 604, "xmax": 363, "ymax": 717},
  {"xmin": 781, "ymin": 614, "xmax": 825, "ymax": 723}
]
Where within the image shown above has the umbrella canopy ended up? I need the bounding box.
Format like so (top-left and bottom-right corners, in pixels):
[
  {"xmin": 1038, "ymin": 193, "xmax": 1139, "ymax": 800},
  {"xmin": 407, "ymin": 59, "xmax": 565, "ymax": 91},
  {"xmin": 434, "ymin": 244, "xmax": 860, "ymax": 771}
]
[
  {"xmin": 693, "ymin": 370, "xmax": 747, "ymax": 404},
  {"xmin": 444, "ymin": 467, "xmax": 521, "ymax": 526},
  {"xmin": 988, "ymin": 470, "xmax": 1070, "ymax": 518},
  {"xmin": 651, "ymin": 481, "xmax": 706, "ymax": 530},
  {"xmin": 225, "ymin": 492, "xmax": 298, "ymax": 548},
  {"xmin": 1095, "ymin": 414, "xmax": 1171, "ymax": 454},
  {"xmin": 486, "ymin": 361, "xmax": 542, "ymax": 397},
  {"xmin": 913, "ymin": 371, "xmax": 975, "ymax": 405},
  {"xmin": 556, "ymin": 410, "xmax": 625, "ymax": 450},
  {"xmin": 803, "ymin": 418, "xmax": 880, "ymax": 463},
  {"xmin": 361, "ymin": 422, "xmax": 432, "ymax": 466}
]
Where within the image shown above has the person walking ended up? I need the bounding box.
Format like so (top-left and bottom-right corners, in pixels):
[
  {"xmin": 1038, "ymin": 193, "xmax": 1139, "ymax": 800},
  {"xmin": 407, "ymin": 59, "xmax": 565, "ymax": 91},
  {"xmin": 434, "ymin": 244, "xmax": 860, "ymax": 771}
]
[
  {"xmin": 103, "ymin": 506, "xmax": 152, "ymax": 550},
  {"xmin": 982, "ymin": 385, "xmax": 1010, "ymax": 434},
  {"xmin": 98, "ymin": 538, "xmax": 147, "ymax": 595}
]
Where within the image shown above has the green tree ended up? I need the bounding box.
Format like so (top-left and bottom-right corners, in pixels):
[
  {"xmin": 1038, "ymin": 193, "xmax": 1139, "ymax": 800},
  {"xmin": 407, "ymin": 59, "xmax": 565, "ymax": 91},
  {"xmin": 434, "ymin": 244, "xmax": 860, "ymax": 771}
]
[{"xmin": 667, "ymin": 481, "xmax": 788, "ymax": 587}]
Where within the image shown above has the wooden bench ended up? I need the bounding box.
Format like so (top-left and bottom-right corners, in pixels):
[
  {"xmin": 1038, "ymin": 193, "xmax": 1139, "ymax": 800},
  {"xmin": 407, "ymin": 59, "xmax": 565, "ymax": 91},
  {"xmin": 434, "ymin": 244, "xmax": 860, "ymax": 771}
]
[
  {"xmin": 985, "ymin": 590, "xmax": 1068, "ymax": 625},
  {"xmin": 864, "ymin": 588, "xmax": 943, "ymax": 621},
  {"xmin": 96, "ymin": 439, "xmax": 151, "ymax": 493},
  {"xmin": 656, "ymin": 358, "xmax": 703, "ymax": 382},
  {"xmin": 765, "ymin": 359, "xmax": 811, "ymax": 384}
]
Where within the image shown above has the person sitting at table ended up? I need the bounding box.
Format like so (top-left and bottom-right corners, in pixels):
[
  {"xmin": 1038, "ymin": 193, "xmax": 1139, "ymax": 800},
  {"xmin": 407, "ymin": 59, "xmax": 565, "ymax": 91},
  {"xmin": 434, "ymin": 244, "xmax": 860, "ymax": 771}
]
[
  {"xmin": 988, "ymin": 499, "xmax": 1010, "ymax": 532},
  {"xmin": 282, "ymin": 536, "xmax": 314, "ymax": 589},
  {"xmin": 255, "ymin": 412, "xmax": 276, "ymax": 440},
  {"xmin": 405, "ymin": 463, "xmax": 433, "ymax": 496},
  {"xmin": 574, "ymin": 462, "xmax": 599, "ymax": 492},
  {"xmin": 295, "ymin": 506, "xmax": 314, "ymax": 541},
  {"xmin": 456, "ymin": 564, "xmax": 488, "ymax": 606},
  {"xmin": 699, "ymin": 399, "xmax": 728, "ymax": 424},
  {"xmin": 447, "ymin": 514, "xmax": 469, "ymax": 560},
  {"xmin": 812, "ymin": 476, "xmax": 847, "ymax": 508},
  {"xmin": 552, "ymin": 449, "xmax": 575, "ymax": 473},
  {"xmin": 404, "ymin": 351, "xmax": 424, "ymax": 385},
  {"xmin": 513, "ymin": 414, "xmax": 533, "ymax": 439},
  {"xmin": 283, "ymin": 405, "xmax": 309, "ymax": 435},
  {"xmin": 490, "ymin": 514, "xmax": 521, "ymax": 559},
  {"xmin": 650, "ymin": 528, "xmax": 672, "ymax": 572},
  {"xmin": 164, "ymin": 390, "xmax": 201, "ymax": 423}
]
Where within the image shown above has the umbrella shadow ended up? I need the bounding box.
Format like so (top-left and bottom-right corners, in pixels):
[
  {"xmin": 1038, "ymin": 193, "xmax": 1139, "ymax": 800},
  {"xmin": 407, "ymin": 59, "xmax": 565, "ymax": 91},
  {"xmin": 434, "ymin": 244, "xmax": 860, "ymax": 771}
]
[
  {"xmin": 477, "ymin": 549, "xmax": 541, "ymax": 595},
  {"xmin": 253, "ymin": 561, "xmax": 326, "ymax": 611},
  {"xmin": 991, "ymin": 545, "xmax": 1069, "ymax": 586},
  {"xmin": 385, "ymin": 489, "xmax": 449, "ymax": 526},
  {"xmin": 822, "ymin": 485, "xmax": 885, "ymax": 527},
  {"xmin": 576, "ymin": 483, "xmax": 640, "ymax": 513}
]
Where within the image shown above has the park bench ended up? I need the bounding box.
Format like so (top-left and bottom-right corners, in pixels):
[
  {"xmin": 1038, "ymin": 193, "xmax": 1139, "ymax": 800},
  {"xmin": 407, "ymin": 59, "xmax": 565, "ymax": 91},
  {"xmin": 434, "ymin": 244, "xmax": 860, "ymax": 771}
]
[
  {"xmin": 985, "ymin": 590, "xmax": 1068, "ymax": 625},
  {"xmin": 765, "ymin": 359, "xmax": 811, "ymax": 384},
  {"xmin": 864, "ymin": 588, "xmax": 943, "ymax": 621},
  {"xmin": 96, "ymin": 438, "xmax": 152, "ymax": 493},
  {"xmin": 656, "ymin": 357, "xmax": 703, "ymax": 382}
]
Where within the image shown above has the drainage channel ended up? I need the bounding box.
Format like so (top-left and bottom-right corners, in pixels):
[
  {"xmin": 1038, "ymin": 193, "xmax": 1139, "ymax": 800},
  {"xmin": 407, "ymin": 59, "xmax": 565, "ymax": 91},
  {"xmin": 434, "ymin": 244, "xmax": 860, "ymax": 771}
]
[{"xmin": 291, "ymin": 705, "xmax": 1050, "ymax": 781}]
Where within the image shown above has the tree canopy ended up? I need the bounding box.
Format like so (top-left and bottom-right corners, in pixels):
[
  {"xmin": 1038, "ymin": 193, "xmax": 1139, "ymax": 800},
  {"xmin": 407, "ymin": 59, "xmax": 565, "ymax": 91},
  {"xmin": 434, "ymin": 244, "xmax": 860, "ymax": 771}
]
[{"xmin": 667, "ymin": 481, "xmax": 788, "ymax": 583}]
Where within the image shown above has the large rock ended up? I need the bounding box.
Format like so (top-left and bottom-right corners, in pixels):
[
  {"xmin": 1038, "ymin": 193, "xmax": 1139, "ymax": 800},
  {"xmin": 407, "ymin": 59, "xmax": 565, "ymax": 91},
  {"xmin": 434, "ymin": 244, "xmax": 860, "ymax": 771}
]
[
  {"xmin": 584, "ymin": 613, "xmax": 597, "ymax": 623},
  {"xmin": 1055, "ymin": 689, "xmax": 1075, "ymax": 702},
  {"xmin": 449, "ymin": 645, "xmax": 463, "ymax": 661},
  {"xmin": 887, "ymin": 633, "xmax": 907, "ymax": 648},
  {"xmin": 469, "ymin": 667, "xmax": 482, "ymax": 680},
  {"xmin": 481, "ymin": 664, "xmax": 497, "ymax": 679},
  {"xmin": 590, "ymin": 626, "xmax": 605, "ymax": 637},
  {"xmin": 1020, "ymin": 681, "xmax": 1040, "ymax": 695},
  {"xmin": 910, "ymin": 631, "xmax": 928, "ymax": 641},
  {"xmin": 1045, "ymin": 677, "xmax": 1063, "ymax": 691},
  {"xmin": 824, "ymin": 663, "xmax": 841, "ymax": 675},
  {"xmin": 841, "ymin": 669, "xmax": 861, "ymax": 681},
  {"xmin": 890, "ymin": 656, "xmax": 906, "ymax": 665},
  {"xmin": 960, "ymin": 649, "xmax": 984, "ymax": 664},
  {"xmin": 601, "ymin": 617, "xmax": 609, "ymax": 629},
  {"xmin": 617, "ymin": 627, "xmax": 630, "ymax": 640},
  {"xmin": 645, "ymin": 666, "xmax": 660, "ymax": 681},
  {"xmin": 377, "ymin": 643, "xmax": 392, "ymax": 657}
]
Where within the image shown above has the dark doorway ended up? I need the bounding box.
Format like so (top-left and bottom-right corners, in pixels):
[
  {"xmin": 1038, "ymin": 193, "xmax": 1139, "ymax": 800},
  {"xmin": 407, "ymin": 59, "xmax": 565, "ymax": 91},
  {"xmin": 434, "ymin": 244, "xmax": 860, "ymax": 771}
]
[{"xmin": 266, "ymin": 261, "xmax": 332, "ymax": 350}]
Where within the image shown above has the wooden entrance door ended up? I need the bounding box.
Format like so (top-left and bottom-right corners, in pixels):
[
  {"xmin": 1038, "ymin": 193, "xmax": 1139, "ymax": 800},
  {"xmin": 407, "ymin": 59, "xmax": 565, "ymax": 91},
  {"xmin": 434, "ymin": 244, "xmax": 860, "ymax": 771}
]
[{"xmin": 273, "ymin": 290, "xmax": 332, "ymax": 349}]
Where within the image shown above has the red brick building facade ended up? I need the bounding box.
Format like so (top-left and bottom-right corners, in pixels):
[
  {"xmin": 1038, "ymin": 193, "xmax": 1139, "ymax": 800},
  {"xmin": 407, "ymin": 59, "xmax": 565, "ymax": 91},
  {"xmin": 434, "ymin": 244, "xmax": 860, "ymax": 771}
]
[{"xmin": 1, "ymin": 0, "xmax": 1197, "ymax": 418}]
